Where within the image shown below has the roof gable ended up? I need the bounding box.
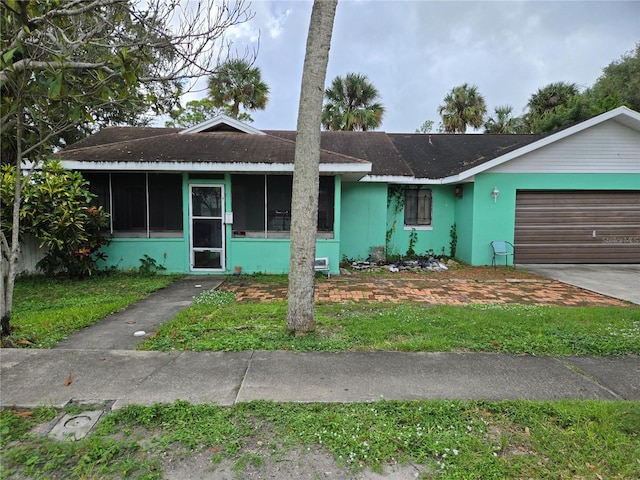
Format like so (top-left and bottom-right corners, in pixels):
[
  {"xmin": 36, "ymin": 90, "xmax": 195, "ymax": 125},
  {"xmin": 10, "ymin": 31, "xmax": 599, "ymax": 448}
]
[
  {"xmin": 446, "ymin": 106, "xmax": 640, "ymax": 182},
  {"xmin": 179, "ymin": 114, "xmax": 266, "ymax": 135}
]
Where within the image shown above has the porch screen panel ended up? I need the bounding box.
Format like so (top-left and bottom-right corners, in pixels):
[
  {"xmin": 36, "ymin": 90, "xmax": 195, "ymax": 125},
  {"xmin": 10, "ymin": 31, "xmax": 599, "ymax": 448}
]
[
  {"xmin": 231, "ymin": 175, "xmax": 265, "ymax": 236},
  {"xmin": 148, "ymin": 174, "xmax": 183, "ymax": 234},
  {"xmin": 318, "ymin": 176, "xmax": 335, "ymax": 232},
  {"xmin": 111, "ymin": 173, "xmax": 146, "ymax": 233},
  {"xmin": 82, "ymin": 172, "xmax": 110, "ymax": 213},
  {"xmin": 267, "ymin": 175, "xmax": 292, "ymax": 233}
]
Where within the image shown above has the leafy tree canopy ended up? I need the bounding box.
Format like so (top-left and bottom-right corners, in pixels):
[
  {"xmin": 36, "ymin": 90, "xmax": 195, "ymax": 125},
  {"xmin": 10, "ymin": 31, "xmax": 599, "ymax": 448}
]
[
  {"xmin": 588, "ymin": 43, "xmax": 640, "ymax": 112},
  {"xmin": 1, "ymin": 0, "xmax": 253, "ymax": 159}
]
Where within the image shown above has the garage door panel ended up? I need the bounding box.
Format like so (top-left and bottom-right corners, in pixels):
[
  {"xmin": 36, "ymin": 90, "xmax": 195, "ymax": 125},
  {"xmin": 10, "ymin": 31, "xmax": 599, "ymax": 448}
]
[
  {"xmin": 517, "ymin": 227, "xmax": 640, "ymax": 241},
  {"xmin": 516, "ymin": 246, "xmax": 639, "ymax": 263},
  {"xmin": 515, "ymin": 191, "xmax": 640, "ymax": 264}
]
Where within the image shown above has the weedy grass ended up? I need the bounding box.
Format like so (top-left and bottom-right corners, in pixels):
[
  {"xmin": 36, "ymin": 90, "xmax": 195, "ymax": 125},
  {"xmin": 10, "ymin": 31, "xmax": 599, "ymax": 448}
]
[
  {"xmin": 141, "ymin": 296, "xmax": 640, "ymax": 355},
  {"xmin": 6, "ymin": 274, "xmax": 178, "ymax": 348},
  {"xmin": 1, "ymin": 400, "xmax": 638, "ymax": 479}
]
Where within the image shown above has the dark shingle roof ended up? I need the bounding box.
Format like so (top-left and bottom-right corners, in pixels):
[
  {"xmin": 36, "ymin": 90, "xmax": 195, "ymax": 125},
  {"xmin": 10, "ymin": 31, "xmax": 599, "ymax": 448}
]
[
  {"xmin": 266, "ymin": 130, "xmax": 413, "ymax": 176},
  {"xmin": 63, "ymin": 127, "xmax": 181, "ymax": 151},
  {"xmin": 388, "ymin": 133, "xmax": 542, "ymax": 178},
  {"xmin": 59, "ymin": 130, "xmax": 370, "ymax": 166},
  {"xmin": 59, "ymin": 125, "xmax": 544, "ymax": 179}
]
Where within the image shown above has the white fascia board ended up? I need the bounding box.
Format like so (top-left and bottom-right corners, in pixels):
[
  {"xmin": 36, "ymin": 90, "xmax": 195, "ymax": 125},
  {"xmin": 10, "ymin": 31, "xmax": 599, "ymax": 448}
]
[
  {"xmin": 179, "ymin": 114, "xmax": 266, "ymax": 135},
  {"xmin": 359, "ymin": 175, "xmax": 441, "ymax": 184},
  {"xmin": 320, "ymin": 163, "xmax": 372, "ymax": 174},
  {"xmin": 441, "ymin": 174, "xmax": 475, "ymax": 185},
  {"xmin": 450, "ymin": 107, "xmax": 640, "ymax": 182},
  {"xmin": 58, "ymin": 160, "xmax": 370, "ymax": 174}
]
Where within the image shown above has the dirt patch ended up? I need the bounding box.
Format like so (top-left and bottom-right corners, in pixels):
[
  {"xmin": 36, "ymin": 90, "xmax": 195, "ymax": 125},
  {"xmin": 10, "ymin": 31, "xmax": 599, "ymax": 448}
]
[{"xmin": 161, "ymin": 443, "xmax": 431, "ymax": 479}]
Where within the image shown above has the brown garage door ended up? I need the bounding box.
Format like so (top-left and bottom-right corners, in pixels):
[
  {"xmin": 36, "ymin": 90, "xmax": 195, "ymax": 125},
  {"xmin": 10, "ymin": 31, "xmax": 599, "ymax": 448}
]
[{"xmin": 514, "ymin": 190, "xmax": 640, "ymax": 263}]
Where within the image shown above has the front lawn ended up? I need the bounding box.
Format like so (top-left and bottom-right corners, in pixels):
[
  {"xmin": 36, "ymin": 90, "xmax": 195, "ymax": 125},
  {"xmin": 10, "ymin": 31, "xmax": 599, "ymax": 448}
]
[
  {"xmin": 3, "ymin": 274, "xmax": 178, "ymax": 348},
  {"xmin": 4, "ymin": 272, "xmax": 639, "ymax": 355},
  {"xmin": 140, "ymin": 294, "xmax": 640, "ymax": 355}
]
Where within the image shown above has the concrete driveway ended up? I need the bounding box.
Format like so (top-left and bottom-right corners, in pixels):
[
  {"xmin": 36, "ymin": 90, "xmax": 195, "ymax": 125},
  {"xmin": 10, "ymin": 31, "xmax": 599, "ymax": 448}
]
[{"xmin": 520, "ymin": 264, "xmax": 640, "ymax": 305}]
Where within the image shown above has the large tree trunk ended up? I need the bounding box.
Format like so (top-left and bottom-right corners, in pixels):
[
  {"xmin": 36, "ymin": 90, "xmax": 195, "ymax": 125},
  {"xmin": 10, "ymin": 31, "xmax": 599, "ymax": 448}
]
[{"xmin": 286, "ymin": 0, "xmax": 338, "ymax": 335}]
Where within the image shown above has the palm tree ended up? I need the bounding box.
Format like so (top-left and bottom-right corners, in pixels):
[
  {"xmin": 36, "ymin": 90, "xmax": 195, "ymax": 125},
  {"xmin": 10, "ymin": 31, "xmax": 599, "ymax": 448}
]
[
  {"xmin": 526, "ymin": 81, "xmax": 579, "ymax": 118},
  {"xmin": 524, "ymin": 81, "xmax": 581, "ymax": 133},
  {"xmin": 207, "ymin": 59, "xmax": 269, "ymax": 120},
  {"xmin": 483, "ymin": 105, "xmax": 522, "ymax": 133},
  {"xmin": 438, "ymin": 83, "xmax": 487, "ymax": 133},
  {"xmin": 321, "ymin": 73, "xmax": 384, "ymax": 131}
]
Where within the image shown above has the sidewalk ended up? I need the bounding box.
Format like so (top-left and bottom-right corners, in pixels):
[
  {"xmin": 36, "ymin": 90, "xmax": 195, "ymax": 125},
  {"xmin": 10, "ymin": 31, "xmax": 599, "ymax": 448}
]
[{"xmin": 2, "ymin": 349, "xmax": 638, "ymax": 409}]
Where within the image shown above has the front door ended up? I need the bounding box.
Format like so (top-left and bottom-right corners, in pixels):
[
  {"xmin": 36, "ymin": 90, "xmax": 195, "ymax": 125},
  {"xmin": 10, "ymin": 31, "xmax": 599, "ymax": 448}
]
[{"xmin": 189, "ymin": 185, "xmax": 225, "ymax": 271}]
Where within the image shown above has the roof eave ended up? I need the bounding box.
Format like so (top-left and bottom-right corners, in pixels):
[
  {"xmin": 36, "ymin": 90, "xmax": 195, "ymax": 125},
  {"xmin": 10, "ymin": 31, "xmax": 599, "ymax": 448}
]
[
  {"xmin": 56, "ymin": 160, "xmax": 371, "ymax": 174},
  {"xmin": 360, "ymin": 175, "xmax": 442, "ymax": 184}
]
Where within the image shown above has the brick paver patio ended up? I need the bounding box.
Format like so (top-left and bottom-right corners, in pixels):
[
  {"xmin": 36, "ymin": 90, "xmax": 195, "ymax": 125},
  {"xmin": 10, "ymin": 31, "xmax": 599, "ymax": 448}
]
[{"xmin": 220, "ymin": 273, "xmax": 628, "ymax": 307}]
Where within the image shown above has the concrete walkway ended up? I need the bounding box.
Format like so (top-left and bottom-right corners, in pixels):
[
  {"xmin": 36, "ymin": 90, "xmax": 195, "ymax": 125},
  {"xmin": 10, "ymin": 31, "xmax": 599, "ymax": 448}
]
[
  {"xmin": 2, "ymin": 349, "xmax": 638, "ymax": 408},
  {"xmin": 54, "ymin": 276, "xmax": 224, "ymax": 350}
]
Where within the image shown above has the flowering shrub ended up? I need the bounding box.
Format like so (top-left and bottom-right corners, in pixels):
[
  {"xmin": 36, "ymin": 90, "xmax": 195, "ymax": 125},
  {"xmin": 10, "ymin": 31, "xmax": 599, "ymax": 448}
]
[{"xmin": 1, "ymin": 161, "xmax": 110, "ymax": 277}]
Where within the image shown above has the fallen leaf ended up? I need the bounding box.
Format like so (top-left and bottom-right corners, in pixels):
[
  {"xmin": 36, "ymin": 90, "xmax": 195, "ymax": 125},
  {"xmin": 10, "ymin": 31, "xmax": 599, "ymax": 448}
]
[
  {"xmin": 524, "ymin": 426, "xmax": 530, "ymax": 436},
  {"xmin": 16, "ymin": 339, "xmax": 34, "ymax": 346},
  {"xmin": 16, "ymin": 411, "xmax": 33, "ymax": 417},
  {"xmin": 209, "ymin": 446, "xmax": 222, "ymax": 453},
  {"xmin": 64, "ymin": 374, "xmax": 73, "ymax": 386},
  {"xmin": 126, "ymin": 321, "xmax": 136, "ymax": 325}
]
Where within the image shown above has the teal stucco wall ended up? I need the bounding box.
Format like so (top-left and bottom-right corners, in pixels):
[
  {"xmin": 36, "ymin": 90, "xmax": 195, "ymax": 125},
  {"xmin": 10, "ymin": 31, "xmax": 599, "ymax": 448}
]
[
  {"xmin": 453, "ymin": 183, "xmax": 474, "ymax": 263},
  {"xmin": 386, "ymin": 185, "xmax": 457, "ymax": 259},
  {"xmin": 101, "ymin": 238, "xmax": 188, "ymax": 273},
  {"xmin": 466, "ymin": 172, "xmax": 640, "ymax": 266},
  {"xmin": 339, "ymin": 181, "xmax": 388, "ymax": 261}
]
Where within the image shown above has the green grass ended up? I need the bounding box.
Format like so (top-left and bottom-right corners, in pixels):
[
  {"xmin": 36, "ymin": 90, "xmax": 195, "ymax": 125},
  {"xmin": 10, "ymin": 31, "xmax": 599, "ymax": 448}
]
[
  {"xmin": 5, "ymin": 274, "xmax": 179, "ymax": 348},
  {"xmin": 2, "ymin": 400, "xmax": 638, "ymax": 479},
  {"xmin": 6, "ymin": 275, "xmax": 640, "ymax": 355},
  {"xmin": 140, "ymin": 294, "xmax": 640, "ymax": 355}
]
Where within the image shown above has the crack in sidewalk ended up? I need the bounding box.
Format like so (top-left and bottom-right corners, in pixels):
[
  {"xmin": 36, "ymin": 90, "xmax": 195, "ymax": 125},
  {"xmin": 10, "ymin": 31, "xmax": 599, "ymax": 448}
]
[{"xmin": 234, "ymin": 350, "xmax": 255, "ymax": 404}]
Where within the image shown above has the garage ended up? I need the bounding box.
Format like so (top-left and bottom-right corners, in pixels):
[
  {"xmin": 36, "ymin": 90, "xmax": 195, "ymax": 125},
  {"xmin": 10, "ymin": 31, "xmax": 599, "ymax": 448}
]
[{"xmin": 514, "ymin": 190, "xmax": 640, "ymax": 263}]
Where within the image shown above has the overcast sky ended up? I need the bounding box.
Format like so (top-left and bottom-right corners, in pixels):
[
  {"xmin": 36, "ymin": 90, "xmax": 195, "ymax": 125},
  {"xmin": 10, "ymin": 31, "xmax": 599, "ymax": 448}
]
[{"xmin": 180, "ymin": 0, "xmax": 640, "ymax": 133}]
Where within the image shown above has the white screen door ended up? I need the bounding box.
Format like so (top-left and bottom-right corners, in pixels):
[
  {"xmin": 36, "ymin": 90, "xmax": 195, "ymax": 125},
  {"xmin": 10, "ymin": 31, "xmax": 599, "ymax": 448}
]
[{"xmin": 189, "ymin": 185, "xmax": 225, "ymax": 271}]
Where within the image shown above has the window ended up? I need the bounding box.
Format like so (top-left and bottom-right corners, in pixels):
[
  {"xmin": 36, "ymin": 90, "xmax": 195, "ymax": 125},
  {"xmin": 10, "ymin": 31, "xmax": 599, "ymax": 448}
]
[
  {"xmin": 232, "ymin": 174, "xmax": 334, "ymax": 238},
  {"xmin": 404, "ymin": 188, "xmax": 432, "ymax": 226},
  {"xmin": 83, "ymin": 172, "xmax": 183, "ymax": 237}
]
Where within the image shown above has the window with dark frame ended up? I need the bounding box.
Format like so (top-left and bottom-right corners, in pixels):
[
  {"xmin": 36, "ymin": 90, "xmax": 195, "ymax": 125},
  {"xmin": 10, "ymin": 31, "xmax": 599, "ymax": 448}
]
[
  {"xmin": 404, "ymin": 187, "xmax": 432, "ymax": 226},
  {"xmin": 232, "ymin": 174, "xmax": 335, "ymax": 238},
  {"xmin": 82, "ymin": 172, "xmax": 184, "ymax": 237}
]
